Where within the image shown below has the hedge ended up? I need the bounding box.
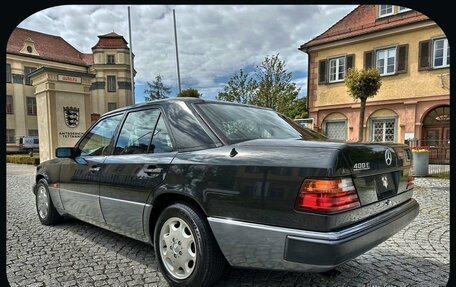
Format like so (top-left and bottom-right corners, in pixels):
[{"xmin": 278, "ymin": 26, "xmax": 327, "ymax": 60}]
[
  {"xmin": 6, "ymin": 154, "xmax": 40, "ymax": 165},
  {"xmin": 6, "ymin": 150, "xmax": 30, "ymax": 155}
]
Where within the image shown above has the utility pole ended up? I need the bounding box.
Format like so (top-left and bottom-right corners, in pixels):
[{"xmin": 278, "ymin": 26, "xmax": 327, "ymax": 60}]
[
  {"xmin": 128, "ymin": 6, "xmax": 135, "ymax": 104},
  {"xmin": 173, "ymin": 9, "xmax": 182, "ymax": 94}
]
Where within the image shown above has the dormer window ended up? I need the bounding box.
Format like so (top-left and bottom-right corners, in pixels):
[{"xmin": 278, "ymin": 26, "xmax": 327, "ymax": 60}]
[
  {"xmin": 398, "ymin": 6, "xmax": 411, "ymax": 13},
  {"xmin": 20, "ymin": 38, "xmax": 39, "ymax": 56},
  {"xmin": 379, "ymin": 5, "xmax": 393, "ymax": 17}
]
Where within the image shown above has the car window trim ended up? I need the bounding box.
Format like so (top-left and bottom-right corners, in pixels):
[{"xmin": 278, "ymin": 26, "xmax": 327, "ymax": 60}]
[{"xmin": 74, "ymin": 111, "xmax": 125, "ymax": 157}]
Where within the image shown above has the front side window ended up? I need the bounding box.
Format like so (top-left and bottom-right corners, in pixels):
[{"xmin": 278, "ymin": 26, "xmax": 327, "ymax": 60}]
[
  {"xmin": 376, "ymin": 47, "xmax": 396, "ymax": 75},
  {"xmin": 107, "ymin": 55, "xmax": 115, "ymax": 64},
  {"xmin": 433, "ymin": 38, "xmax": 450, "ymax": 68},
  {"xmin": 78, "ymin": 114, "xmax": 123, "ymax": 157},
  {"xmin": 6, "ymin": 64, "xmax": 11, "ymax": 83},
  {"xmin": 6, "ymin": 129, "xmax": 15, "ymax": 143},
  {"xmin": 329, "ymin": 57, "xmax": 345, "ymax": 82},
  {"xmin": 324, "ymin": 121, "xmax": 347, "ymax": 141},
  {"xmin": 372, "ymin": 119, "xmax": 396, "ymax": 142},
  {"xmin": 379, "ymin": 5, "xmax": 393, "ymax": 17},
  {"xmin": 6, "ymin": 95, "xmax": 13, "ymax": 114},
  {"xmin": 107, "ymin": 75, "xmax": 116, "ymax": 92},
  {"xmin": 26, "ymin": 97, "xmax": 37, "ymax": 115},
  {"xmin": 114, "ymin": 109, "xmax": 160, "ymax": 155},
  {"xmin": 24, "ymin": 66, "xmax": 36, "ymax": 85},
  {"xmin": 197, "ymin": 103, "xmax": 326, "ymax": 144}
]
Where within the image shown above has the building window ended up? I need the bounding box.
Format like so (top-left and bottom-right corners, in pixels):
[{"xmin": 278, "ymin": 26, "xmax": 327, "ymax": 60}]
[
  {"xmin": 398, "ymin": 6, "xmax": 411, "ymax": 13},
  {"xmin": 6, "ymin": 129, "xmax": 15, "ymax": 143},
  {"xmin": 372, "ymin": 119, "xmax": 396, "ymax": 142},
  {"xmin": 26, "ymin": 97, "xmax": 37, "ymax": 116},
  {"xmin": 376, "ymin": 47, "xmax": 396, "ymax": 75},
  {"xmin": 24, "ymin": 66, "xmax": 36, "ymax": 85},
  {"xmin": 325, "ymin": 121, "xmax": 347, "ymax": 141},
  {"xmin": 107, "ymin": 76, "xmax": 116, "ymax": 92},
  {"xmin": 6, "ymin": 95, "xmax": 13, "ymax": 114},
  {"xmin": 108, "ymin": 102, "xmax": 117, "ymax": 111},
  {"xmin": 379, "ymin": 5, "xmax": 393, "ymax": 17},
  {"xmin": 329, "ymin": 57, "xmax": 345, "ymax": 82},
  {"xmin": 6, "ymin": 64, "xmax": 11, "ymax": 83},
  {"xmin": 107, "ymin": 55, "xmax": 115, "ymax": 64},
  {"xmin": 29, "ymin": 129, "xmax": 39, "ymax": 137},
  {"xmin": 433, "ymin": 38, "xmax": 450, "ymax": 68}
]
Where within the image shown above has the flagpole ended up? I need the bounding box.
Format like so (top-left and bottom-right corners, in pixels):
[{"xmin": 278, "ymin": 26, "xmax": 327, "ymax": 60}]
[
  {"xmin": 173, "ymin": 9, "xmax": 182, "ymax": 93},
  {"xmin": 128, "ymin": 6, "xmax": 135, "ymax": 104}
]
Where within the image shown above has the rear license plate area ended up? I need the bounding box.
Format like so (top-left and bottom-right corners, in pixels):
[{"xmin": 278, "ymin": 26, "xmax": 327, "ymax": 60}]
[{"xmin": 375, "ymin": 173, "xmax": 396, "ymax": 200}]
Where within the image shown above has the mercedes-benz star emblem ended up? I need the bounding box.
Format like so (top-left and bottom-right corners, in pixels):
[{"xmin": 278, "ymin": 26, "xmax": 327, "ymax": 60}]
[
  {"xmin": 385, "ymin": 149, "xmax": 393, "ymax": 166},
  {"xmin": 381, "ymin": 175, "xmax": 389, "ymax": 188}
]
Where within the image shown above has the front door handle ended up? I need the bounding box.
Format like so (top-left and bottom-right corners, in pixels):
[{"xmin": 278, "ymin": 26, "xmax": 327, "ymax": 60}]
[
  {"xmin": 89, "ymin": 166, "xmax": 101, "ymax": 173},
  {"xmin": 143, "ymin": 165, "xmax": 163, "ymax": 176}
]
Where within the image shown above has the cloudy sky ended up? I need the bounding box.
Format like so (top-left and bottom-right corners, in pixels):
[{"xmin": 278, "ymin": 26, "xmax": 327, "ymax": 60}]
[{"xmin": 18, "ymin": 5, "xmax": 356, "ymax": 103}]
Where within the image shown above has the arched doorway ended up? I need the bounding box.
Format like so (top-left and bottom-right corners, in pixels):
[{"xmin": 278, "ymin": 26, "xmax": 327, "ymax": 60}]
[{"xmin": 422, "ymin": 105, "xmax": 450, "ymax": 164}]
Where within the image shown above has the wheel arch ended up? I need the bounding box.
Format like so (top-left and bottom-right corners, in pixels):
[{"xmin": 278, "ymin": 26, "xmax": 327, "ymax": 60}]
[{"xmin": 148, "ymin": 192, "xmax": 208, "ymax": 244}]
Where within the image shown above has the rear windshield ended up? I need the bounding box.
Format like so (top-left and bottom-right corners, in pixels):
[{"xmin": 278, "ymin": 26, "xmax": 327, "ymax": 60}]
[{"xmin": 196, "ymin": 103, "xmax": 326, "ymax": 144}]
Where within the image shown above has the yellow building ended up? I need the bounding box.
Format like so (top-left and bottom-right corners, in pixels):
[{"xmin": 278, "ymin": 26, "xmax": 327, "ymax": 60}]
[
  {"xmin": 6, "ymin": 28, "xmax": 134, "ymax": 158},
  {"xmin": 300, "ymin": 5, "xmax": 449, "ymax": 163}
]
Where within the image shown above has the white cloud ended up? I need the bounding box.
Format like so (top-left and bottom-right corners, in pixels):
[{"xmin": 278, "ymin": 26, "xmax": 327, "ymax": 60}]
[{"xmin": 18, "ymin": 4, "xmax": 355, "ymax": 98}]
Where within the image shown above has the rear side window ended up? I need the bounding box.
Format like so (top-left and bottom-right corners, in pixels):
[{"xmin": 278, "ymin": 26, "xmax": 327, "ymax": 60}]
[
  {"xmin": 151, "ymin": 115, "xmax": 174, "ymax": 153},
  {"xmin": 114, "ymin": 109, "xmax": 160, "ymax": 155}
]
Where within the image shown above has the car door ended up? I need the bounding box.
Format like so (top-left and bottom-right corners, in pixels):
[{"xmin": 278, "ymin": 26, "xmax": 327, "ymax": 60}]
[
  {"xmin": 59, "ymin": 113, "xmax": 124, "ymax": 224},
  {"xmin": 99, "ymin": 107, "xmax": 177, "ymax": 239}
]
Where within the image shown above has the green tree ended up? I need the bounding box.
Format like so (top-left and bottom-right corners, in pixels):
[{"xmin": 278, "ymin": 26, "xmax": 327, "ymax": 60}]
[
  {"xmin": 177, "ymin": 88, "xmax": 202, "ymax": 98},
  {"xmin": 250, "ymin": 54, "xmax": 300, "ymax": 118},
  {"xmin": 345, "ymin": 68, "xmax": 382, "ymax": 142},
  {"xmin": 287, "ymin": 97, "xmax": 307, "ymax": 119},
  {"xmin": 144, "ymin": 75, "xmax": 171, "ymax": 101},
  {"xmin": 216, "ymin": 69, "xmax": 257, "ymax": 104}
]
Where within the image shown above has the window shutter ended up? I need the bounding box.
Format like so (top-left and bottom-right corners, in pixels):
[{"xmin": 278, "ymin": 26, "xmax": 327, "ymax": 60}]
[
  {"xmin": 345, "ymin": 54, "xmax": 355, "ymax": 71},
  {"xmin": 364, "ymin": 50, "xmax": 374, "ymax": 69},
  {"xmin": 418, "ymin": 40, "xmax": 432, "ymax": 70},
  {"xmin": 318, "ymin": 60, "xmax": 327, "ymax": 84},
  {"xmin": 396, "ymin": 44, "xmax": 409, "ymax": 74}
]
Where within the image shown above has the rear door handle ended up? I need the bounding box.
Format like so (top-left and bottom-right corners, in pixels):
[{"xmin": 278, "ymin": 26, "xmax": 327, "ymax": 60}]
[
  {"xmin": 89, "ymin": 166, "xmax": 101, "ymax": 173},
  {"xmin": 143, "ymin": 165, "xmax": 163, "ymax": 175}
]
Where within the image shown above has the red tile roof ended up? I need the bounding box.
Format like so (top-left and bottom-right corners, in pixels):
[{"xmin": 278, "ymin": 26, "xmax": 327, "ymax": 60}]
[
  {"xmin": 300, "ymin": 5, "xmax": 430, "ymax": 49},
  {"xmin": 92, "ymin": 32, "xmax": 128, "ymax": 49},
  {"xmin": 7, "ymin": 27, "xmax": 92, "ymax": 66}
]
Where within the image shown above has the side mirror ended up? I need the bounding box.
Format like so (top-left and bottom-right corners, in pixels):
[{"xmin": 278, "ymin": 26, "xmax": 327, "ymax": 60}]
[{"xmin": 55, "ymin": 147, "xmax": 74, "ymax": 158}]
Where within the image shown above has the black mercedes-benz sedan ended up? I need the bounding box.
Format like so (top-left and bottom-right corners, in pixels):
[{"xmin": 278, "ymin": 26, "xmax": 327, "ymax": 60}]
[{"xmin": 33, "ymin": 98, "xmax": 418, "ymax": 286}]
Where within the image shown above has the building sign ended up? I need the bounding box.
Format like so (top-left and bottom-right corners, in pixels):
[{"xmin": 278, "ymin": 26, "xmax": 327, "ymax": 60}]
[
  {"xmin": 58, "ymin": 75, "xmax": 82, "ymax": 83},
  {"xmin": 58, "ymin": 131, "xmax": 85, "ymax": 139},
  {"xmin": 63, "ymin": 106, "xmax": 79, "ymax": 128}
]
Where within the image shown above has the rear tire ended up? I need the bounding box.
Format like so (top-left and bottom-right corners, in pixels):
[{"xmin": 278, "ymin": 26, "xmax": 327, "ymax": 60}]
[
  {"xmin": 154, "ymin": 203, "xmax": 225, "ymax": 287},
  {"xmin": 35, "ymin": 179, "xmax": 63, "ymax": 225}
]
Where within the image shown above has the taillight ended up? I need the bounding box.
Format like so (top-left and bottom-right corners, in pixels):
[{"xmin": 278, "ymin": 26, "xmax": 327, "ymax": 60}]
[
  {"xmin": 295, "ymin": 178, "xmax": 360, "ymax": 213},
  {"xmin": 406, "ymin": 168, "xmax": 414, "ymax": 189}
]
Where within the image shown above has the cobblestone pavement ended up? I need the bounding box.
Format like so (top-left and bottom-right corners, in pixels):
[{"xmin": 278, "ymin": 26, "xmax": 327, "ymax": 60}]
[{"xmin": 6, "ymin": 164, "xmax": 449, "ymax": 286}]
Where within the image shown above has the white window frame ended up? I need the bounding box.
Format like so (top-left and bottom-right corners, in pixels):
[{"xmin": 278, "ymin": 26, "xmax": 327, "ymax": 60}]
[
  {"xmin": 433, "ymin": 38, "xmax": 450, "ymax": 68},
  {"xmin": 328, "ymin": 56, "xmax": 346, "ymax": 83},
  {"xmin": 376, "ymin": 47, "xmax": 397, "ymax": 76},
  {"xmin": 324, "ymin": 120, "xmax": 347, "ymax": 141},
  {"xmin": 371, "ymin": 118, "xmax": 397, "ymax": 143},
  {"xmin": 398, "ymin": 6, "xmax": 411, "ymax": 13},
  {"xmin": 378, "ymin": 5, "xmax": 394, "ymax": 18}
]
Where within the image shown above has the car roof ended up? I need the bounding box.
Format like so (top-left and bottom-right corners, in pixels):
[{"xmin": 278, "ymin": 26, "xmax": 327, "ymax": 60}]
[{"xmin": 103, "ymin": 97, "xmax": 272, "ymax": 116}]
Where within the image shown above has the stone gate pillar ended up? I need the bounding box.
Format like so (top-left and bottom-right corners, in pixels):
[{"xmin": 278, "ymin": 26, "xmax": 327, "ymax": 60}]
[{"xmin": 30, "ymin": 68, "xmax": 94, "ymax": 162}]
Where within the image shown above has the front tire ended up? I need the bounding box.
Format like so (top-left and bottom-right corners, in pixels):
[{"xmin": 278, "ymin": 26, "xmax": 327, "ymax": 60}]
[
  {"xmin": 35, "ymin": 179, "xmax": 63, "ymax": 225},
  {"xmin": 154, "ymin": 203, "xmax": 225, "ymax": 287}
]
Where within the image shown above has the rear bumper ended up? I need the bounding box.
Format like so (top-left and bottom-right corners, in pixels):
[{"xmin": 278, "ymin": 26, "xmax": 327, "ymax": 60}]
[{"xmin": 208, "ymin": 199, "xmax": 419, "ymax": 272}]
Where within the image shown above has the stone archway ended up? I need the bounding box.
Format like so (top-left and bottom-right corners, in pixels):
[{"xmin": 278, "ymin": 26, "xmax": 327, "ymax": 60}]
[{"xmin": 421, "ymin": 105, "xmax": 450, "ymax": 164}]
